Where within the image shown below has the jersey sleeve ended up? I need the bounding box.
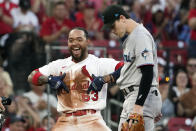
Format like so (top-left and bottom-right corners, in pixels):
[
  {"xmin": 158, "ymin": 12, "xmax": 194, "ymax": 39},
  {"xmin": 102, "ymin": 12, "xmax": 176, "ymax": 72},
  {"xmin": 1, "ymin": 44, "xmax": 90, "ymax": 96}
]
[
  {"xmin": 39, "ymin": 60, "xmax": 59, "ymax": 76},
  {"xmin": 98, "ymin": 58, "xmax": 119, "ymax": 76},
  {"xmin": 134, "ymin": 33, "xmax": 154, "ymax": 67}
]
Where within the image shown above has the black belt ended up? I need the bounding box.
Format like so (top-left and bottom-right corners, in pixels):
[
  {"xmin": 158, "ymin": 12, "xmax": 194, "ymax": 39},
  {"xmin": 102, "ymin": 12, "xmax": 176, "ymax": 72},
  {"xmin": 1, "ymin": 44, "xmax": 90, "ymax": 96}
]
[{"xmin": 121, "ymin": 85, "xmax": 157, "ymax": 96}]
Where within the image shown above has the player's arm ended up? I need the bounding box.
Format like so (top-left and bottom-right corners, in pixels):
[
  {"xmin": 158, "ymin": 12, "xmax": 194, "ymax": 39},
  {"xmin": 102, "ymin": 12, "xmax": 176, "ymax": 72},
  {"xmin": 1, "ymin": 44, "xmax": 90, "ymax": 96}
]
[
  {"xmin": 102, "ymin": 66, "xmax": 123, "ymax": 84},
  {"xmin": 28, "ymin": 69, "xmax": 69, "ymax": 92},
  {"xmin": 87, "ymin": 61, "xmax": 124, "ymax": 93},
  {"xmin": 132, "ymin": 65, "xmax": 153, "ymax": 114},
  {"xmin": 28, "ymin": 69, "xmax": 48, "ymax": 86}
]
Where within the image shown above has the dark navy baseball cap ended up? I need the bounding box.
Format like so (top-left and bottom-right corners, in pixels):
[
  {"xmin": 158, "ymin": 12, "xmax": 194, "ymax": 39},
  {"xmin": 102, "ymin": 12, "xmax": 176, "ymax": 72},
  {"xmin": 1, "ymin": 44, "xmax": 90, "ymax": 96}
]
[
  {"xmin": 101, "ymin": 5, "xmax": 129, "ymax": 30},
  {"xmin": 10, "ymin": 115, "xmax": 26, "ymax": 124}
]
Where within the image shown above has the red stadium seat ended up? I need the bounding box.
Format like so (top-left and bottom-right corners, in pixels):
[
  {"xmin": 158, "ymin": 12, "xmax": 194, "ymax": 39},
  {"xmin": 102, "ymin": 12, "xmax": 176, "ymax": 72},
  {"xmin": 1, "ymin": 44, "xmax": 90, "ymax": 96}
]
[
  {"xmin": 92, "ymin": 40, "xmax": 121, "ymax": 48},
  {"xmin": 92, "ymin": 40, "xmax": 108, "ymax": 47},
  {"xmin": 168, "ymin": 117, "xmax": 192, "ymax": 131},
  {"xmin": 157, "ymin": 49, "xmax": 167, "ymax": 58},
  {"xmin": 169, "ymin": 49, "xmax": 187, "ymax": 65},
  {"xmin": 160, "ymin": 41, "xmax": 187, "ymax": 48}
]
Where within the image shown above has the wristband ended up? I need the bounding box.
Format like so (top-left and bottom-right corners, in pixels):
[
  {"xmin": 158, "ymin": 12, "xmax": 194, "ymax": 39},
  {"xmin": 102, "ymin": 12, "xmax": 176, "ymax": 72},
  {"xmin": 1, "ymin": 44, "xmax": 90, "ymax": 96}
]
[{"xmin": 32, "ymin": 71, "xmax": 43, "ymax": 85}]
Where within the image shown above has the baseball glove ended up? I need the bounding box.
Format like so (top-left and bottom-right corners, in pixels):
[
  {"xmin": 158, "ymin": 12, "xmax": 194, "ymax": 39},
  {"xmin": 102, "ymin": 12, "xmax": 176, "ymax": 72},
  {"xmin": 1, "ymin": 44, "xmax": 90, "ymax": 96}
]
[{"xmin": 121, "ymin": 113, "xmax": 144, "ymax": 131}]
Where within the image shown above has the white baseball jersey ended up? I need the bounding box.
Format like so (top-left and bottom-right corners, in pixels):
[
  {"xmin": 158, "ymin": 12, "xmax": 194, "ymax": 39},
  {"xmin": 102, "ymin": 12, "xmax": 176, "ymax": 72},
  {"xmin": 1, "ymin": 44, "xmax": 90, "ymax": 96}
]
[
  {"xmin": 117, "ymin": 24, "xmax": 158, "ymax": 89},
  {"xmin": 39, "ymin": 54, "xmax": 119, "ymax": 113}
]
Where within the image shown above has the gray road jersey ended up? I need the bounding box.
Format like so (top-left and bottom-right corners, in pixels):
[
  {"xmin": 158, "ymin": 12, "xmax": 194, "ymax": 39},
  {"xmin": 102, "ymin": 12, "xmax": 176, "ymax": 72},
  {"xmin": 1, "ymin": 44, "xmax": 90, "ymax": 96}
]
[{"xmin": 117, "ymin": 24, "xmax": 158, "ymax": 89}]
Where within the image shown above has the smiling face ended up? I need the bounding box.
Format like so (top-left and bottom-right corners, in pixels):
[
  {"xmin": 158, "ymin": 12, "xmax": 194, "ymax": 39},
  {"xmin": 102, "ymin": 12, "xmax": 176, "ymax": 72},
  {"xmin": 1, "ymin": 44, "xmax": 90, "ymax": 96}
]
[
  {"xmin": 68, "ymin": 29, "xmax": 88, "ymax": 62},
  {"xmin": 176, "ymin": 71, "xmax": 188, "ymax": 88}
]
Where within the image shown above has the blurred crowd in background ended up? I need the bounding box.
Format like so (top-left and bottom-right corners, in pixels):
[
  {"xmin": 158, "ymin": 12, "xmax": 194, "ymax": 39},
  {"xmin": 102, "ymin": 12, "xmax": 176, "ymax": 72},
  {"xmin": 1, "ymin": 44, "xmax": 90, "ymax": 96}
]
[{"xmin": 0, "ymin": 0, "xmax": 196, "ymax": 130}]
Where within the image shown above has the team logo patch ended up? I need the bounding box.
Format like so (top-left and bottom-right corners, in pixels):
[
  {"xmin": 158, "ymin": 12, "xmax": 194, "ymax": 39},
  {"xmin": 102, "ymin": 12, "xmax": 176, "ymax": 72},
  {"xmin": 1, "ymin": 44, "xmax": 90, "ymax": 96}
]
[{"xmin": 141, "ymin": 48, "xmax": 149, "ymax": 60}]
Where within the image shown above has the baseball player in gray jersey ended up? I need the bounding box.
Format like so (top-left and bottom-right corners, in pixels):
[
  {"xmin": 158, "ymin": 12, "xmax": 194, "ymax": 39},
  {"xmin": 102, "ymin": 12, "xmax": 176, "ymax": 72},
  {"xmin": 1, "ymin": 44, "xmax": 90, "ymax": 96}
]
[{"xmin": 87, "ymin": 5, "xmax": 162, "ymax": 131}]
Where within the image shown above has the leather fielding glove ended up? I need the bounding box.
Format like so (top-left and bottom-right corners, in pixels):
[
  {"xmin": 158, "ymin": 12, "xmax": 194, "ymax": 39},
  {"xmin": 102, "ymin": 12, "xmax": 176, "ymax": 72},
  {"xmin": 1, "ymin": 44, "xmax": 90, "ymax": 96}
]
[{"xmin": 121, "ymin": 113, "xmax": 145, "ymax": 131}]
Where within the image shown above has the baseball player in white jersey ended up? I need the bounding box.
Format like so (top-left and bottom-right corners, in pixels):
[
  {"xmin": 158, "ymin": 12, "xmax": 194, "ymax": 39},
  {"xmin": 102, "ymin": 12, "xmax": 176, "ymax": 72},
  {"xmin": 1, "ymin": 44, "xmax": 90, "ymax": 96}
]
[
  {"xmin": 88, "ymin": 5, "xmax": 162, "ymax": 131},
  {"xmin": 27, "ymin": 27, "xmax": 124, "ymax": 131}
]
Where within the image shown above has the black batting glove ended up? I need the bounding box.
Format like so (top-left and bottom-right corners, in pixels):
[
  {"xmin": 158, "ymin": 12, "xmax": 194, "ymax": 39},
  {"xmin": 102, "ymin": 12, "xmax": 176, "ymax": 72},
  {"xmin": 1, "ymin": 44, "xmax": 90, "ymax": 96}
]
[
  {"xmin": 87, "ymin": 74, "xmax": 106, "ymax": 94},
  {"xmin": 48, "ymin": 73, "xmax": 69, "ymax": 93}
]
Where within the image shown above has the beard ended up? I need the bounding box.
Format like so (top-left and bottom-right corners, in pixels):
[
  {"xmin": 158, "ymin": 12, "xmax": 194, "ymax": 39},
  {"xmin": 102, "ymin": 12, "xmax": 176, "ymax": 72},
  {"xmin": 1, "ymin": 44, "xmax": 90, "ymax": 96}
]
[{"xmin": 69, "ymin": 47, "xmax": 86, "ymax": 62}]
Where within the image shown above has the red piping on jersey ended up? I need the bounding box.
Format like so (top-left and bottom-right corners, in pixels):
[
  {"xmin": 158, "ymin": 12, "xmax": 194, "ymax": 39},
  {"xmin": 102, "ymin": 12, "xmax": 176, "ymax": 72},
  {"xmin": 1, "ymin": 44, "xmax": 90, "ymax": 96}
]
[
  {"xmin": 81, "ymin": 65, "xmax": 93, "ymax": 81},
  {"xmin": 115, "ymin": 61, "xmax": 124, "ymax": 71}
]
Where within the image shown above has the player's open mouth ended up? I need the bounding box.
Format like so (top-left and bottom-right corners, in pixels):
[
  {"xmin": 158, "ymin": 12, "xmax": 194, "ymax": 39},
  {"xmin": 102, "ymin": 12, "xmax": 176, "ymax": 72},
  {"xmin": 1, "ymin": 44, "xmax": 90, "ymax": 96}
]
[{"xmin": 72, "ymin": 47, "xmax": 81, "ymax": 56}]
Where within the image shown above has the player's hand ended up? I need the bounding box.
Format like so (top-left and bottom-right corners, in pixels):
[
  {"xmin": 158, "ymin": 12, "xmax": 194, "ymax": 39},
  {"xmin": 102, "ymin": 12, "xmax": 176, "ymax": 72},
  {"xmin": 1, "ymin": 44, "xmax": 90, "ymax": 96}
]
[
  {"xmin": 154, "ymin": 113, "xmax": 162, "ymax": 123},
  {"xmin": 48, "ymin": 73, "xmax": 69, "ymax": 93},
  {"xmin": 87, "ymin": 74, "xmax": 106, "ymax": 94}
]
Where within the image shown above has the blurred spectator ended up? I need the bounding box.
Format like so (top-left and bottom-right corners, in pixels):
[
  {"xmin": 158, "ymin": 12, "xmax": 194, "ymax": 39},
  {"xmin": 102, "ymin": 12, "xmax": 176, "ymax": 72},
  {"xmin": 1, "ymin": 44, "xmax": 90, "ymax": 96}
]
[
  {"xmin": 3, "ymin": 32, "xmax": 45, "ymax": 93},
  {"xmin": 0, "ymin": 58, "xmax": 14, "ymax": 97},
  {"xmin": 31, "ymin": 0, "xmax": 48, "ymax": 24},
  {"xmin": 10, "ymin": 0, "xmax": 39, "ymax": 32},
  {"xmin": 158, "ymin": 77, "xmax": 175, "ymax": 118},
  {"xmin": 180, "ymin": 0, "xmax": 191, "ymax": 10},
  {"xmin": 145, "ymin": 4, "xmax": 170, "ymax": 43},
  {"xmin": 2, "ymin": 115, "xmax": 26, "ymax": 131},
  {"xmin": 0, "ymin": 57, "xmax": 13, "ymax": 98},
  {"xmin": 158, "ymin": 57, "xmax": 167, "ymax": 80},
  {"xmin": 40, "ymin": 1, "xmax": 75, "ymax": 43},
  {"xmin": 75, "ymin": 0, "xmax": 87, "ymax": 22},
  {"xmin": 173, "ymin": 9, "xmax": 190, "ymax": 43},
  {"xmin": 186, "ymin": 57, "xmax": 196, "ymax": 88},
  {"xmin": 168, "ymin": 69, "xmax": 190, "ymax": 115},
  {"xmin": 176, "ymin": 0, "xmax": 191, "ymax": 48},
  {"xmin": 188, "ymin": 0, "xmax": 196, "ymax": 57},
  {"xmin": 76, "ymin": 1, "xmax": 103, "ymax": 40},
  {"xmin": 23, "ymin": 84, "xmax": 58, "ymax": 119},
  {"xmin": 0, "ymin": 75, "xmax": 7, "ymax": 97},
  {"xmin": 36, "ymin": 115, "xmax": 55, "ymax": 131},
  {"xmin": 6, "ymin": 99, "xmax": 18, "ymax": 116},
  {"xmin": 177, "ymin": 72, "xmax": 196, "ymax": 118},
  {"xmin": 156, "ymin": 76, "xmax": 174, "ymax": 130},
  {"xmin": 0, "ymin": 0, "xmax": 18, "ymax": 37},
  {"xmin": 16, "ymin": 96, "xmax": 41, "ymax": 130},
  {"xmin": 129, "ymin": 0, "xmax": 142, "ymax": 23},
  {"xmin": 0, "ymin": 73, "xmax": 13, "ymax": 97},
  {"xmin": 166, "ymin": 0, "xmax": 182, "ymax": 16},
  {"xmin": 3, "ymin": 99, "xmax": 18, "ymax": 128},
  {"xmin": 172, "ymin": 0, "xmax": 191, "ymax": 44},
  {"xmin": 89, "ymin": 0, "xmax": 111, "ymax": 13},
  {"xmin": 64, "ymin": 0, "xmax": 76, "ymax": 21}
]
